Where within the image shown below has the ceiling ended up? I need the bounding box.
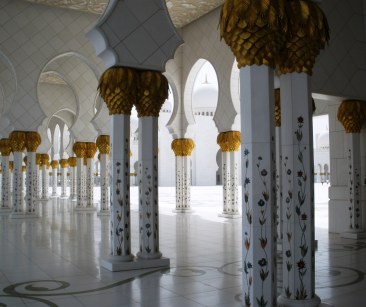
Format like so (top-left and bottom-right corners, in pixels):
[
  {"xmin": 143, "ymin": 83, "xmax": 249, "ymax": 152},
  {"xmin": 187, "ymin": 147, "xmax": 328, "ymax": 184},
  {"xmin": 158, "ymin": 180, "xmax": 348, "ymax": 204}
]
[{"xmin": 23, "ymin": 0, "xmax": 225, "ymax": 28}]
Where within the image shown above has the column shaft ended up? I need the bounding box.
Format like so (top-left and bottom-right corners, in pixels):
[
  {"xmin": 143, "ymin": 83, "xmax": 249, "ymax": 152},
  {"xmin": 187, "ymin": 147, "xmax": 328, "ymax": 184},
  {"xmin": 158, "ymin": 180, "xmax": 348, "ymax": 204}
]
[
  {"xmin": 1, "ymin": 156, "xmax": 10, "ymax": 210},
  {"xmin": 25, "ymin": 152, "xmax": 37, "ymax": 214},
  {"xmin": 240, "ymin": 66, "xmax": 276, "ymax": 306},
  {"xmin": 41, "ymin": 165, "xmax": 48, "ymax": 200},
  {"xmin": 85, "ymin": 158, "xmax": 94, "ymax": 207},
  {"xmin": 52, "ymin": 169, "xmax": 57, "ymax": 196},
  {"xmin": 99, "ymin": 153, "xmax": 109, "ymax": 214},
  {"xmin": 76, "ymin": 158, "xmax": 85, "ymax": 208},
  {"xmin": 110, "ymin": 114, "xmax": 133, "ymax": 259},
  {"xmin": 279, "ymin": 73, "xmax": 319, "ymax": 306},
  {"xmin": 70, "ymin": 167, "xmax": 77, "ymax": 200},
  {"xmin": 61, "ymin": 168, "xmax": 67, "ymax": 198},
  {"xmin": 229, "ymin": 150, "xmax": 239, "ymax": 214},
  {"xmin": 276, "ymin": 127, "xmax": 283, "ymax": 242},
  {"xmin": 175, "ymin": 156, "xmax": 192, "ymax": 212},
  {"xmin": 137, "ymin": 117, "xmax": 161, "ymax": 259},
  {"xmin": 222, "ymin": 152, "xmax": 230, "ymax": 214},
  {"xmin": 12, "ymin": 152, "xmax": 24, "ymax": 214}
]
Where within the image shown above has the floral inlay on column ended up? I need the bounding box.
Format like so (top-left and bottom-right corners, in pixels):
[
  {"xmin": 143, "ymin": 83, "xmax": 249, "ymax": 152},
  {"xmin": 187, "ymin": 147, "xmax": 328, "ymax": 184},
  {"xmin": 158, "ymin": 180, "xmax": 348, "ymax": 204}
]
[
  {"xmin": 0, "ymin": 138, "xmax": 12, "ymax": 211},
  {"xmin": 98, "ymin": 66, "xmax": 137, "ymax": 260},
  {"xmin": 171, "ymin": 138, "xmax": 195, "ymax": 212},
  {"xmin": 96, "ymin": 135, "xmax": 110, "ymax": 215}
]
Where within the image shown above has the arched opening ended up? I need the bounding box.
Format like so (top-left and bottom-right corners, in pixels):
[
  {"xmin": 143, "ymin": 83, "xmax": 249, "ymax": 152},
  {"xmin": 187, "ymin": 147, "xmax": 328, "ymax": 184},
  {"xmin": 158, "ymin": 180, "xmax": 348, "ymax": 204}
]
[{"xmin": 189, "ymin": 59, "xmax": 219, "ymax": 186}]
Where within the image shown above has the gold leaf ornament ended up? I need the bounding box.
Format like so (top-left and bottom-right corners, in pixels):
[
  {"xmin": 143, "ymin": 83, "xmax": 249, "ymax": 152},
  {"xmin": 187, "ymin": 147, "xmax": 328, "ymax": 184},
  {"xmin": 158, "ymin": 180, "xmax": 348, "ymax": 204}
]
[
  {"xmin": 68, "ymin": 157, "xmax": 77, "ymax": 167},
  {"xmin": 25, "ymin": 131, "xmax": 41, "ymax": 152},
  {"xmin": 135, "ymin": 71, "xmax": 169, "ymax": 117},
  {"xmin": 85, "ymin": 142, "xmax": 97, "ymax": 159},
  {"xmin": 98, "ymin": 67, "xmax": 138, "ymax": 115},
  {"xmin": 217, "ymin": 131, "xmax": 241, "ymax": 152},
  {"xmin": 337, "ymin": 100, "xmax": 366, "ymax": 133},
  {"xmin": 73, "ymin": 142, "xmax": 86, "ymax": 158},
  {"xmin": 59, "ymin": 159, "xmax": 69, "ymax": 168},
  {"xmin": 171, "ymin": 139, "xmax": 195, "ymax": 156},
  {"xmin": 9, "ymin": 131, "xmax": 26, "ymax": 152},
  {"xmin": 0, "ymin": 138, "xmax": 12, "ymax": 156},
  {"xmin": 96, "ymin": 135, "xmax": 110, "ymax": 154},
  {"xmin": 220, "ymin": 0, "xmax": 288, "ymax": 68}
]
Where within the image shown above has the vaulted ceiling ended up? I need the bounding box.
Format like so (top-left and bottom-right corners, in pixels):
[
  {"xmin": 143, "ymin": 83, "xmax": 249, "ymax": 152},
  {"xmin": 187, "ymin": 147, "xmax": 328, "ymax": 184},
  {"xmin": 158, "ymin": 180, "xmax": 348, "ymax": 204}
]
[{"xmin": 23, "ymin": 0, "xmax": 225, "ymax": 28}]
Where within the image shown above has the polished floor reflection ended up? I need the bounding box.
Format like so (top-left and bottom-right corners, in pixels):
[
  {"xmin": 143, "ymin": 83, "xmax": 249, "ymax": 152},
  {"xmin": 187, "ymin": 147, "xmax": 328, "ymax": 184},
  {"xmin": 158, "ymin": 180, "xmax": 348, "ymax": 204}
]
[{"xmin": 0, "ymin": 185, "xmax": 365, "ymax": 306}]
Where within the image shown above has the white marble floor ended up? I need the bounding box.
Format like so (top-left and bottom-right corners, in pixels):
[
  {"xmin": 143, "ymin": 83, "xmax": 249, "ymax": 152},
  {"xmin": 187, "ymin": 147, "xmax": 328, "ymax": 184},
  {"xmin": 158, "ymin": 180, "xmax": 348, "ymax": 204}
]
[{"xmin": 0, "ymin": 184, "xmax": 365, "ymax": 306}]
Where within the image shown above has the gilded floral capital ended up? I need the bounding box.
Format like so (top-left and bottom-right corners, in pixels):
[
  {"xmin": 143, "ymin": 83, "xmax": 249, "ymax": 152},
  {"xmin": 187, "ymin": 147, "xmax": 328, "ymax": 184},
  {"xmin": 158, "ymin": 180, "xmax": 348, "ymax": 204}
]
[
  {"xmin": 277, "ymin": 0, "xmax": 330, "ymax": 75},
  {"xmin": 40, "ymin": 154, "xmax": 50, "ymax": 166},
  {"xmin": 98, "ymin": 66, "xmax": 138, "ymax": 115},
  {"xmin": 9, "ymin": 131, "xmax": 26, "ymax": 152},
  {"xmin": 0, "ymin": 138, "xmax": 12, "ymax": 156},
  {"xmin": 96, "ymin": 135, "xmax": 110, "ymax": 154},
  {"xmin": 85, "ymin": 142, "xmax": 97, "ymax": 159},
  {"xmin": 73, "ymin": 142, "xmax": 86, "ymax": 158},
  {"xmin": 220, "ymin": 0, "xmax": 288, "ymax": 68},
  {"xmin": 337, "ymin": 100, "xmax": 366, "ymax": 133},
  {"xmin": 23, "ymin": 156, "xmax": 28, "ymax": 166},
  {"xmin": 59, "ymin": 159, "xmax": 69, "ymax": 168},
  {"xmin": 36, "ymin": 154, "xmax": 41, "ymax": 165},
  {"xmin": 217, "ymin": 131, "xmax": 241, "ymax": 152},
  {"xmin": 25, "ymin": 131, "xmax": 41, "ymax": 152},
  {"xmin": 135, "ymin": 71, "xmax": 169, "ymax": 117},
  {"xmin": 171, "ymin": 138, "xmax": 195, "ymax": 156},
  {"xmin": 68, "ymin": 157, "xmax": 77, "ymax": 167},
  {"xmin": 51, "ymin": 160, "xmax": 59, "ymax": 169},
  {"xmin": 22, "ymin": 165, "xmax": 26, "ymax": 172}
]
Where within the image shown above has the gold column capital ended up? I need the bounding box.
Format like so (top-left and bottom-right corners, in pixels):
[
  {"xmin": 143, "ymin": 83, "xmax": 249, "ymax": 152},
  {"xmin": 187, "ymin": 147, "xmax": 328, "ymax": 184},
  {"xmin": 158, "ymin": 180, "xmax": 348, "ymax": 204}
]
[
  {"xmin": 98, "ymin": 66, "xmax": 138, "ymax": 115},
  {"xmin": 40, "ymin": 154, "xmax": 50, "ymax": 166},
  {"xmin": 277, "ymin": 0, "xmax": 330, "ymax": 75},
  {"xmin": 0, "ymin": 138, "xmax": 12, "ymax": 156},
  {"xmin": 51, "ymin": 160, "xmax": 59, "ymax": 169},
  {"xmin": 171, "ymin": 138, "xmax": 195, "ymax": 156},
  {"xmin": 220, "ymin": 0, "xmax": 288, "ymax": 68},
  {"xmin": 9, "ymin": 161, "xmax": 13, "ymax": 171},
  {"xmin": 337, "ymin": 99, "xmax": 366, "ymax": 133},
  {"xmin": 73, "ymin": 142, "xmax": 86, "ymax": 158},
  {"xmin": 217, "ymin": 131, "xmax": 241, "ymax": 152},
  {"xmin": 85, "ymin": 142, "xmax": 97, "ymax": 159},
  {"xmin": 96, "ymin": 135, "xmax": 110, "ymax": 154},
  {"xmin": 23, "ymin": 156, "xmax": 28, "ymax": 166},
  {"xmin": 25, "ymin": 131, "xmax": 41, "ymax": 152},
  {"xmin": 59, "ymin": 159, "xmax": 69, "ymax": 168},
  {"xmin": 135, "ymin": 70, "xmax": 168, "ymax": 117},
  {"xmin": 68, "ymin": 157, "xmax": 77, "ymax": 167},
  {"xmin": 22, "ymin": 165, "xmax": 26, "ymax": 172},
  {"xmin": 9, "ymin": 131, "xmax": 26, "ymax": 152}
]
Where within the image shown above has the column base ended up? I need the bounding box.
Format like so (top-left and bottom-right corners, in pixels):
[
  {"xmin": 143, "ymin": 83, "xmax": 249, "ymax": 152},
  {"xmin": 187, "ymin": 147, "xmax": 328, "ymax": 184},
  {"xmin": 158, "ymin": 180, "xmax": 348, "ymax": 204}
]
[
  {"xmin": 278, "ymin": 294, "xmax": 321, "ymax": 307},
  {"xmin": 24, "ymin": 212, "xmax": 39, "ymax": 219},
  {"xmin": 75, "ymin": 206, "xmax": 97, "ymax": 212},
  {"xmin": 173, "ymin": 208, "xmax": 194, "ymax": 213},
  {"xmin": 60, "ymin": 195, "xmax": 68, "ymax": 199},
  {"xmin": 340, "ymin": 230, "xmax": 366, "ymax": 239},
  {"xmin": 0, "ymin": 207, "xmax": 12, "ymax": 214},
  {"xmin": 219, "ymin": 212, "xmax": 241, "ymax": 219},
  {"xmin": 102, "ymin": 255, "xmax": 169, "ymax": 272},
  {"xmin": 51, "ymin": 194, "xmax": 58, "ymax": 198},
  {"xmin": 97, "ymin": 210, "xmax": 110, "ymax": 216},
  {"xmin": 11, "ymin": 212, "xmax": 25, "ymax": 219},
  {"xmin": 40, "ymin": 197, "xmax": 49, "ymax": 201}
]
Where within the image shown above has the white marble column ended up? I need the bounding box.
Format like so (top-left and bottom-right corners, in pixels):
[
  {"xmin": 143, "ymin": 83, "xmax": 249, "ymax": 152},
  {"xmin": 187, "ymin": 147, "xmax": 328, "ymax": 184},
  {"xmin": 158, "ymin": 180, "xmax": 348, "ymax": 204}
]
[
  {"xmin": 51, "ymin": 161, "xmax": 59, "ymax": 197},
  {"xmin": 240, "ymin": 66, "xmax": 276, "ymax": 307},
  {"xmin": 73, "ymin": 142, "xmax": 86, "ymax": 210},
  {"xmin": 109, "ymin": 116, "xmax": 133, "ymax": 260},
  {"xmin": 171, "ymin": 139, "xmax": 195, "ymax": 213},
  {"xmin": 0, "ymin": 138, "xmax": 12, "ymax": 212},
  {"xmin": 96, "ymin": 135, "xmax": 110, "ymax": 216},
  {"xmin": 68, "ymin": 157, "xmax": 77, "ymax": 201},
  {"xmin": 85, "ymin": 142, "xmax": 97, "ymax": 209},
  {"xmin": 40, "ymin": 155, "xmax": 49, "ymax": 200},
  {"xmin": 24, "ymin": 132, "xmax": 41, "ymax": 217},
  {"xmin": 60, "ymin": 159, "xmax": 68, "ymax": 198},
  {"xmin": 278, "ymin": 73, "xmax": 320, "ymax": 306},
  {"xmin": 217, "ymin": 131, "xmax": 241, "ymax": 218},
  {"xmin": 36, "ymin": 154, "xmax": 41, "ymax": 200},
  {"xmin": 137, "ymin": 116, "xmax": 162, "ymax": 259},
  {"xmin": 9, "ymin": 131, "xmax": 26, "ymax": 217},
  {"xmin": 337, "ymin": 100, "xmax": 366, "ymax": 239}
]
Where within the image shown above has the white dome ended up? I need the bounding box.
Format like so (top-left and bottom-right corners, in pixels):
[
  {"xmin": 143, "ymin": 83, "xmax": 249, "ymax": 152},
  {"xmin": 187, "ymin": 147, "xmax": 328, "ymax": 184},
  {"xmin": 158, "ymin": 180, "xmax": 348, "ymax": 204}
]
[{"xmin": 192, "ymin": 83, "xmax": 218, "ymax": 110}]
